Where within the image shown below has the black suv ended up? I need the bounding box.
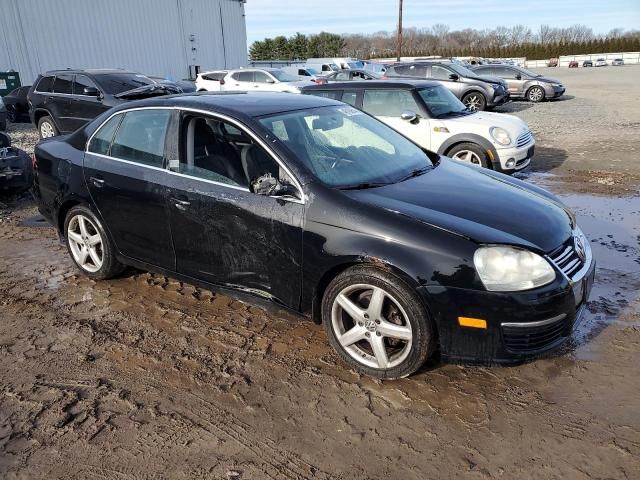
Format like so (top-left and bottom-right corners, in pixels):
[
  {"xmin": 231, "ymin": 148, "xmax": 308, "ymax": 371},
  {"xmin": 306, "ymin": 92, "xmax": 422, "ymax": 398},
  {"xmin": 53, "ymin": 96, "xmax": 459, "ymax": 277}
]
[
  {"xmin": 29, "ymin": 69, "xmax": 181, "ymax": 139},
  {"xmin": 385, "ymin": 61, "xmax": 509, "ymax": 111}
]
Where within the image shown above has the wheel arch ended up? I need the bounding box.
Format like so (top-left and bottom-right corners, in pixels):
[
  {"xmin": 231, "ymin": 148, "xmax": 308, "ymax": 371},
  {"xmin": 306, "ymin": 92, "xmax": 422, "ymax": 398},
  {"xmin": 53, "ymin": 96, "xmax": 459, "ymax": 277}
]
[
  {"xmin": 438, "ymin": 133, "xmax": 499, "ymax": 169},
  {"xmin": 33, "ymin": 108, "xmax": 59, "ymax": 130}
]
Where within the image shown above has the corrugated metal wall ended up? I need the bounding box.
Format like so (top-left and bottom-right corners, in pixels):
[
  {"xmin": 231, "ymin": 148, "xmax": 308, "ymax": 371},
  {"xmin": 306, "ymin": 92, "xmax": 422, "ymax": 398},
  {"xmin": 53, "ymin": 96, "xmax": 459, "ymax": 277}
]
[{"xmin": 0, "ymin": 0, "xmax": 248, "ymax": 84}]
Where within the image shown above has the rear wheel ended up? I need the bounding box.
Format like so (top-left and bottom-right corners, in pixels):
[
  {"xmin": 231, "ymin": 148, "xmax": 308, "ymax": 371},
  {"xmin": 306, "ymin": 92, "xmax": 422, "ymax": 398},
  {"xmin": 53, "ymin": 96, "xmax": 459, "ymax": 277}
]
[
  {"xmin": 7, "ymin": 106, "xmax": 17, "ymax": 123},
  {"xmin": 462, "ymin": 92, "xmax": 486, "ymax": 111},
  {"xmin": 322, "ymin": 266, "xmax": 434, "ymax": 379},
  {"xmin": 527, "ymin": 86, "xmax": 545, "ymax": 102},
  {"xmin": 38, "ymin": 116, "xmax": 58, "ymax": 139},
  {"xmin": 64, "ymin": 205, "xmax": 124, "ymax": 280},
  {"xmin": 448, "ymin": 142, "xmax": 490, "ymax": 168}
]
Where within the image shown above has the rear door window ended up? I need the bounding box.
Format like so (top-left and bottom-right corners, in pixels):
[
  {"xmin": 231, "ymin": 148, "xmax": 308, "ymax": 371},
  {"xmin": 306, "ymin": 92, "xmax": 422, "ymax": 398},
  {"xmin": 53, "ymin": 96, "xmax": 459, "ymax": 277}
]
[
  {"xmin": 87, "ymin": 114, "xmax": 124, "ymax": 155},
  {"xmin": 393, "ymin": 64, "xmax": 427, "ymax": 77},
  {"xmin": 233, "ymin": 71, "xmax": 254, "ymax": 82},
  {"xmin": 73, "ymin": 75, "xmax": 99, "ymax": 95},
  {"xmin": 110, "ymin": 110, "xmax": 171, "ymax": 167},
  {"xmin": 36, "ymin": 76, "xmax": 54, "ymax": 93},
  {"xmin": 53, "ymin": 74, "xmax": 74, "ymax": 94},
  {"xmin": 362, "ymin": 89, "xmax": 420, "ymax": 117}
]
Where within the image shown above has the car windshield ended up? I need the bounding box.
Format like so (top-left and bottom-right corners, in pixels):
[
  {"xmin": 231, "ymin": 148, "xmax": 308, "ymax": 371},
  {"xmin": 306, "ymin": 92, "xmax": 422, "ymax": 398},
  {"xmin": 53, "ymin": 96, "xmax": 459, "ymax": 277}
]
[
  {"xmin": 258, "ymin": 105, "xmax": 432, "ymax": 188},
  {"xmin": 270, "ymin": 70, "xmax": 298, "ymax": 82},
  {"xmin": 97, "ymin": 73, "xmax": 155, "ymax": 94},
  {"xmin": 417, "ymin": 86, "xmax": 469, "ymax": 118},
  {"xmin": 447, "ymin": 63, "xmax": 478, "ymax": 77},
  {"xmin": 348, "ymin": 61, "xmax": 364, "ymax": 69}
]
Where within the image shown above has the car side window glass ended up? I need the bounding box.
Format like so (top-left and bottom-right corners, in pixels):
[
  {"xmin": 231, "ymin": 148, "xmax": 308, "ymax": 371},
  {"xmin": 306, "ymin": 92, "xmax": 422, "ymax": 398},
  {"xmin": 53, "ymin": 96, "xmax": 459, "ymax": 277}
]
[
  {"xmin": 362, "ymin": 89, "xmax": 420, "ymax": 117},
  {"xmin": 254, "ymin": 71, "xmax": 271, "ymax": 83},
  {"xmin": 498, "ymin": 67, "xmax": 517, "ymax": 78},
  {"xmin": 336, "ymin": 72, "xmax": 350, "ymax": 80},
  {"xmin": 310, "ymin": 90, "xmax": 341, "ymax": 100},
  {"xmin": 341, "ymin": 91, "xmax": 358, "ymax": 106},
  {"xmin": 53, "ymin": 74, "xmax": 73, "ymax": 94},
  {"xmin": 73, "ymin": 75, "xmax": 99, "ymax": 95},
  {"xmin": 37, "ymin": 76, "xmax": 54, "ymax": 93},
  {"xmin": 431, "ymin": 65, "xmax": 452, "ymax": 80},
  {"xmin": 110, "ymin": 110, "xmax": 171, "ymax": 167},
  {"xmin": 87, "ymin": 114, "xmax": 123, "ymax": 156},
  {"xmin": 178, "ymin": 115, "xmax": 294, "ymax": 193},
  {"xmin": 235, "ymin": 71, "xmax": 254, "ymax": 82},
  {"xmin": 395, "ymin": 64, "xmax": 427, "ymax": 77}
]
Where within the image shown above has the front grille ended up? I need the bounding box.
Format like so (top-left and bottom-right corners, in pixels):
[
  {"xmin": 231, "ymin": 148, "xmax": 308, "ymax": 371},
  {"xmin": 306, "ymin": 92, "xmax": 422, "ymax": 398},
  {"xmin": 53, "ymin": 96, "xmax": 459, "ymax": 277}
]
[
  {"xmin": 516, "ymin": 130, "xmax": 533, "ymax": 148},
  {"xmin": 548, "ymin": 238, "xmax": 585, "ymax": 279},
  {"xmin": 502, "ymin": 314, "xmax": 569, "ymax": 353}
]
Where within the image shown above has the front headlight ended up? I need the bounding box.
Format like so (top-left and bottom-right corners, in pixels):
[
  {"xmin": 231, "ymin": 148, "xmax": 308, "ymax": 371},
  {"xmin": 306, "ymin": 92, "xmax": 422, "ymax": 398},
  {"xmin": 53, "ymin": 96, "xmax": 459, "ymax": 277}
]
[
  {"xmin": 490, "ymin": 126, "xmax": 512, "ymax": 146},
  {"xmin": 474, "ymin": 246, "xmax": 556, "ymax": 291}
]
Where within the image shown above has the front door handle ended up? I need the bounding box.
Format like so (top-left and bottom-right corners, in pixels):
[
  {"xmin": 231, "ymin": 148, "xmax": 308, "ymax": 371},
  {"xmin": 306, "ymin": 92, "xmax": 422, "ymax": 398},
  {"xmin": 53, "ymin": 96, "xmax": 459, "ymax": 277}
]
[
  {"xmin": 170, "ymin": 196, "xmax": 191, "ymax": 210},
  {"xmin": 89, "ymin": 176, "xmax": 104, "ymax": 188}
]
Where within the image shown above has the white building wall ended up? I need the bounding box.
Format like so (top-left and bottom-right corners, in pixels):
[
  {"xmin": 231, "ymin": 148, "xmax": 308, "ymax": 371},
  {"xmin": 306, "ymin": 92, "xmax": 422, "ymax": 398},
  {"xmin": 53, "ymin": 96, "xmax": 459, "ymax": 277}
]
[{"xmin": 0, "ymin": 0, "xmax": 248, "ymax": 84}]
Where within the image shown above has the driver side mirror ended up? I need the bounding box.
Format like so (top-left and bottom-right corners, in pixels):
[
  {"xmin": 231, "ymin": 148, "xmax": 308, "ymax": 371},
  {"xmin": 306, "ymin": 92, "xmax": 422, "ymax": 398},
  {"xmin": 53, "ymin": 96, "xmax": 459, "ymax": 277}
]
[
  {"xmin": 400, "ymin": 110, "xmax": 418, "ymax": 123},
  {"xmin": 265, "ymin": 78, "xmax": 275, "ymax": 84},
  {"xmin": 449, "ymin": 73, "xmax": 459, "ymax": 81},
  {"xmin": 515, "ymin": 74, "xmax": 522, "ymax": 80},
  {"xmin": 251, "ymin": 173, "xmax": 301, "ymax": 200},
  {"xmin": 83, "ymin": 86, "xmax": 100, "ymax": 97}
]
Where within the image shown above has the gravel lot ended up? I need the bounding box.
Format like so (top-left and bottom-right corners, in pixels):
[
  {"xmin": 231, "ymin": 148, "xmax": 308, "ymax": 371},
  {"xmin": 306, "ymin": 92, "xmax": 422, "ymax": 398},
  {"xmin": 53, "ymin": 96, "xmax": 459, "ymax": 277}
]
[{"xmin": 0, "ymin": 66, "xmax": 639, "ymax": 480}]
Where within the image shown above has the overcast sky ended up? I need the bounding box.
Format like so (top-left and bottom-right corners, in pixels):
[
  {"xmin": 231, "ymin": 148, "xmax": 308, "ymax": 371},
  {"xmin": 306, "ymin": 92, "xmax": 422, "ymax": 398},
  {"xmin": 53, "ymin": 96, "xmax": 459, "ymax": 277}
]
[{"xmin": 244, "ymin": 0, "xmax": 640, "ymax": 45}]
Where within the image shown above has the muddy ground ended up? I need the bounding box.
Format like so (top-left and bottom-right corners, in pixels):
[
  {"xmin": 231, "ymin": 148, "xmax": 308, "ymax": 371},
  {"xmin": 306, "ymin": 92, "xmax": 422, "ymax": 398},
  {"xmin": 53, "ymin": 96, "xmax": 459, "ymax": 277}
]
[{"xmin": 1, "ymin": 66, "xmax": 639, "ymax": 479}]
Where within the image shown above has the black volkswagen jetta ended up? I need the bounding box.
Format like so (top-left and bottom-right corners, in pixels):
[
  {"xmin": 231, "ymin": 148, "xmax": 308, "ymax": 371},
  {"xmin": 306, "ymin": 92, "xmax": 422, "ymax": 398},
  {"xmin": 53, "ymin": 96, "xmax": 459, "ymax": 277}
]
[{"xmin": 32, "ymin": 92, "xmax": 595, "ymax": 378}]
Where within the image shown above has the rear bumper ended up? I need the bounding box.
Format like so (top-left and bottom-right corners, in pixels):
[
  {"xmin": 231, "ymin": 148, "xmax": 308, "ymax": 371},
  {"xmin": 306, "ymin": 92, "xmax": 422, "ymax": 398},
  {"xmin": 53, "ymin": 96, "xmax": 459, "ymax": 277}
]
[{"xmin": 419, "ymin": 257, "xmax": 595, "ymax": 364}]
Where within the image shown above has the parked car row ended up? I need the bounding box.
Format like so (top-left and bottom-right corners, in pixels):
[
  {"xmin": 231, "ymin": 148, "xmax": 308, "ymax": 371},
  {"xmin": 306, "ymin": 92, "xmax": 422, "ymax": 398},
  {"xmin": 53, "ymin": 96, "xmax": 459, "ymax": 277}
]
[{"xmin": 31, "ymin": 91, "xmax": 595, "ymax": 378}]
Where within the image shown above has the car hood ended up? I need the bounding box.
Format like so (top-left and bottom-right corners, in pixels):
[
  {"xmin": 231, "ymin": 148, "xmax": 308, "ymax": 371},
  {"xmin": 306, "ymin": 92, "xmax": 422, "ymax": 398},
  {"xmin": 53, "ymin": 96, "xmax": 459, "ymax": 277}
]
[
  {"xmin": 344, "ymin": 159, "xmax": 572, "ymax": 253},
  {"xmin": 473, "ymin": 74, "xmax": 506, "ymax": 87},
  {"xmin": 443, "ymin": 111, "xmax": 529, "ymax": 137},
  {"xmin": 534, "ymin": 76, "xmax": 561, "ymax": 84},
  {"xmin": 114, "ymin": 83, "xmax": 182, "ymax": 99}
]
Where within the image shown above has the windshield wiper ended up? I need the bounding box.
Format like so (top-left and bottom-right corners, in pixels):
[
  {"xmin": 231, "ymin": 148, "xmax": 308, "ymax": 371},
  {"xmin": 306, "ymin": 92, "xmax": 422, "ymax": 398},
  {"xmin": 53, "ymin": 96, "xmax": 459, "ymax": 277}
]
[
  {"xmin": 398, "ymin": 166, "xmax": 431, "ymax": 182},
  {"xmin": 436, "ymin": 110, "xmax": 470, "ymax": 118},
  {"xmin": 340, "ymin": 182, "xmax": 391, "ymax": 190}
]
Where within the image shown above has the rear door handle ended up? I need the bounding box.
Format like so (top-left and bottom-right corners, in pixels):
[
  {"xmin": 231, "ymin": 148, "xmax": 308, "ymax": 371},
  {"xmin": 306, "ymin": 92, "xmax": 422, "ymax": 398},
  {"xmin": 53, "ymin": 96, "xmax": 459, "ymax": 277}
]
[{"xmin": 89, "ymin": 176, "xmax": 104, "ymax": 188}]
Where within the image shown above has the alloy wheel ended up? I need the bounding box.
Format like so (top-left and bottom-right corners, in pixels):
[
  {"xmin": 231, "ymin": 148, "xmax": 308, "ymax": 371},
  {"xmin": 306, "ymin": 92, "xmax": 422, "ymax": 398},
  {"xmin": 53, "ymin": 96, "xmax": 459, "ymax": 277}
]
[
  {"xmin": 464, "ymin": 95, "xmax": 482, "ymax": 111},
  {"xmin": 40, "ymin": 121, "xmax": 55, "ymax": 138},
  {"xmin": 452, "ymin": 149, "xmax": 482, "ymax": 165},
  {"xmin": 528, "ymin": 87, "xmax": 544, "ymax": 102},
  {"xmin": 331, "ymin": 284, "xmax": 413, "ymax": 369},
  {"xmin": 67, "ymin": 214, "xmax": 104, "ymax": 273}
]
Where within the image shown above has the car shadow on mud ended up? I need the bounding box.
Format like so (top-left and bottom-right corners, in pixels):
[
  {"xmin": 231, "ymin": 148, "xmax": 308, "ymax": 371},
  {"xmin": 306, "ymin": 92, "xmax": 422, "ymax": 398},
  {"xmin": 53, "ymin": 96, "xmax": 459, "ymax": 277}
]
[{"xmin": 525, "ymin": 145, "xmax": 568, "ymax": 173}]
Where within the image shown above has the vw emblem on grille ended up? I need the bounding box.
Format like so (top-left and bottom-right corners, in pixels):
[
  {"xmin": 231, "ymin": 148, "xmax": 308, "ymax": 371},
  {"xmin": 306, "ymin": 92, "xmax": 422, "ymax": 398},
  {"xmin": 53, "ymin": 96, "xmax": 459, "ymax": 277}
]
[{"xmin": 574, "ymin": 235, "xmax": 586, "ymax": 262}]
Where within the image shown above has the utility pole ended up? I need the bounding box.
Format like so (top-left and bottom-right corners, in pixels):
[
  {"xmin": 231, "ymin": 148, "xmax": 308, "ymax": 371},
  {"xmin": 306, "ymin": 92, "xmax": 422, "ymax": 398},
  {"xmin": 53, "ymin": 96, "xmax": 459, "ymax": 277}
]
[{"xmin": 396, "ymin": 0, "xmax": 403, "ymax": 61}]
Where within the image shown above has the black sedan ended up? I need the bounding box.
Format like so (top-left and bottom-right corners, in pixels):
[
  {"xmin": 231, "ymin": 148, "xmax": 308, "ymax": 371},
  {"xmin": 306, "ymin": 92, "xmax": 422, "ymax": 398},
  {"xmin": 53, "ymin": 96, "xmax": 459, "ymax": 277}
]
[{"xmin": 32, "ymin": 92, "xmax": 595, "ymax": 378}]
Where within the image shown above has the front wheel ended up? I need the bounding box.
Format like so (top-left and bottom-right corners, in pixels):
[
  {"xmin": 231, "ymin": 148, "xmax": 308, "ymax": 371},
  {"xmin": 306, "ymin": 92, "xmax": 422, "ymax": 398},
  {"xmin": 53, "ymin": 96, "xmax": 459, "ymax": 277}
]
[
  {"xmin": 322, "ymin": 266, "xmax": 435, "ymax": 379},
  {"xmin": 447, "ymin": 142, "xmax": 490, "ymax": 168},
  {"xmin": 7, "ymin": 106, "xmax": 17, "ymax": 124},
  {"xmin": 64, "ymin": 205, "xmax": 124, "ymax": 280},
  {"xmin": 38, "ymin": 116, "xmax": 58, "ymax": 139},
  {"xmin": 462, "ymin": 92, "xmax": 486, "ymax": 111},
  {"xmin": 527, "ymin": 86, "xmax": 545, "ymax": 102}
]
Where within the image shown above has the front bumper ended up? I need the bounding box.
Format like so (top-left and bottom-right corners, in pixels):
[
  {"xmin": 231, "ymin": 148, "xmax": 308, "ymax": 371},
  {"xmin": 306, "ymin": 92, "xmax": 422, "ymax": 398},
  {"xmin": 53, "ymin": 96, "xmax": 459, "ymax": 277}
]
[
  {"xmin": 419, "ymin": 255, "xmax": 596, "ymax": 364},
  {"xmin": 487, "ymin": 90, "xmax": 510, "ymax": 108},
  {"xmin": 493, "ymin": 140, "xmax": 535, "ymax": 172},
  {"xmin": 544, "ymin": 84, "xmax": 566, "ymax": 98}
]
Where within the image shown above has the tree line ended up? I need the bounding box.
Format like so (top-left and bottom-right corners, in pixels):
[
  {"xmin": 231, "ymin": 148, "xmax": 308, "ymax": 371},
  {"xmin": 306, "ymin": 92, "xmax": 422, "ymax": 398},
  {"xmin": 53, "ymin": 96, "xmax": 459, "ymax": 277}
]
[{"xmin": 249, "ymin": 25, "xmax": 640, "ymax": 61}]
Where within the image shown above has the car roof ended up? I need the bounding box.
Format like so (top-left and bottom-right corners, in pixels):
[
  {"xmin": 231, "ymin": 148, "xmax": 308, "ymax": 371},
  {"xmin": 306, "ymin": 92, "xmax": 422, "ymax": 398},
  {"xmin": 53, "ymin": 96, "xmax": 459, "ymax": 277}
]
[
  {"xmin": 301, "ymin": 79, "xmax": 441, "ymax": 90},
  {"xmin": 42, "ymin": 68, "xmax": 141, "ymax": 76},
  {"xmin": 109, "ymin": 91, "xmax": 343, "ymax": 118}
]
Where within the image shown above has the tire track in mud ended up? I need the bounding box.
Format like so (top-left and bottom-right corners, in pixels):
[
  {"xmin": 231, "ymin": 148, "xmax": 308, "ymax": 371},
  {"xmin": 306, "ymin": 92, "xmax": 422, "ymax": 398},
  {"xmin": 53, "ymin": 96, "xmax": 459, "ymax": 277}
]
[{"xmin": 0, "ymin": 261, "xmax": 334, "ymax": 480}]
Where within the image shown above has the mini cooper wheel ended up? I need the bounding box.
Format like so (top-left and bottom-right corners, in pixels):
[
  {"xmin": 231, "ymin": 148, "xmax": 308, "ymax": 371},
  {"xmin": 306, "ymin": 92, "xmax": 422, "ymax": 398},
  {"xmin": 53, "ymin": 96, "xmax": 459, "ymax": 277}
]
[
  {"xmin": 462, "ymin": 92, "xmax": 486, "ymax": 111},
  {"xmin": 448, "ymin": 142, "xmax": 489, "ymax": 168},
  {"xmin": 64, "ymin": 206, "xmax": 124, "ymax": 280},
  {"xmin": 527, "ymin": 86, "xmax": 545, "ymax": 102},
  {"xmin": 323, "ymin": 266, "xmax": 434, "ymax": 379},
  {"xmin": 38, "ymin": 116, "xmax": 58, "ymax": 139}
]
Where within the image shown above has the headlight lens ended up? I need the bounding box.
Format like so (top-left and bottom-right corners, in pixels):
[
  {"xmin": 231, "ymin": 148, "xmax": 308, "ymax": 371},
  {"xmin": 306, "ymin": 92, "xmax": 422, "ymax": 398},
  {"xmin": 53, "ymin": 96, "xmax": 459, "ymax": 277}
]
[
  {"xmin": 474, "ymin": 246, "xmax": 556, "ymax": 291},
  {"xmin": 490, "ymin": 126, "xmax": 511, "ymax": 146}
]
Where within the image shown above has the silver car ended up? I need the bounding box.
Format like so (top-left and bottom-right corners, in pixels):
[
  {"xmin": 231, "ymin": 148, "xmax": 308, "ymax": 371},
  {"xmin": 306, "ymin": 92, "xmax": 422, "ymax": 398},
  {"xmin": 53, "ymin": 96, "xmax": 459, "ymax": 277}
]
[{"xmin": 471, "ymin": 64, "xmax": 565, "ymax": 102}]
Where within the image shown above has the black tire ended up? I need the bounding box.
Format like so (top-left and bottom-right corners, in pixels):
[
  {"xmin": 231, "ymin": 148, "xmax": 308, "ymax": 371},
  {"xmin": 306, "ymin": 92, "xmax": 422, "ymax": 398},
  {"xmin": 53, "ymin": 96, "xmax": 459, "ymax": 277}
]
[
  {"xmin": 0, "ymin": 119, "xmax": 6, "ymax": 131},
  {"xmin": 0, "ymin": 132, "xmax": 9, "ymax": 148},
  {"xmin": 462, "ymin": 91, "xmax": 486, "ymax": 111},
  {"xmin": 526, "ymin": 85, "xmax": 545, "ymax": 102},
  {"xmin": 37, "ymin": 115, "xmax": 58, "ymax": 139},
  {"xmin": 446, "ymin": 142, "xmax": 490, "ymax": 168},
  {"xmin": 322, "ymin": 265, "xmax": 435, "ymax": 379},
  {"xmin": 63, "ymin": 205, "xmax": 124, "ymax": 280}
]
